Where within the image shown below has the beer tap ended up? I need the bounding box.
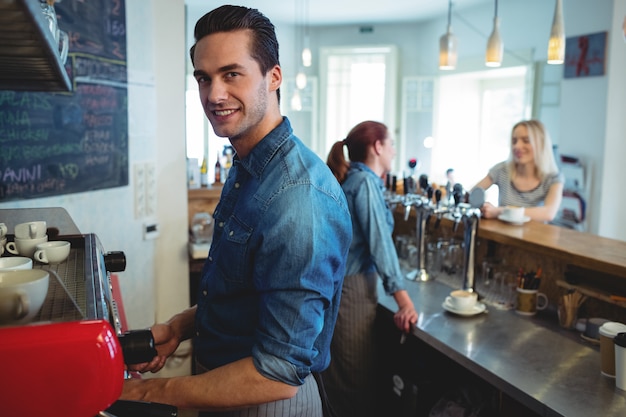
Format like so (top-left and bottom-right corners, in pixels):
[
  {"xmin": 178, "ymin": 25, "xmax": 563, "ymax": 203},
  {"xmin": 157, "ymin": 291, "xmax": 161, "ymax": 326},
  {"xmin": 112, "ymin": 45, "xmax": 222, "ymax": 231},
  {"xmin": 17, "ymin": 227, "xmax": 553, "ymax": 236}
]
[
  {"xmin": 460, "ymin": 207, "xmax": 481, "ymax": 293},
  {"xmin": 452, "ymin": 190, "xmax": 463, "ymax": 233},
  {"xmin": 434, "ymin": 188, "xmax": 443, "ymax": 229},
  {"xmin": 405, "ymin": 198, "xmax": 431, "ymax": 282}
]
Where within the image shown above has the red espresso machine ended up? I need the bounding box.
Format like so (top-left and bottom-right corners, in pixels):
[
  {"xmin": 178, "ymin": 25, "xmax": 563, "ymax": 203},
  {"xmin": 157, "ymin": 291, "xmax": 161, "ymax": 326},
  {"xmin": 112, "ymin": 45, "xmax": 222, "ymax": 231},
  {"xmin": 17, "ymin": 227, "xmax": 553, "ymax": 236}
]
[{"xmin": 0, "ymin": 209, "xmax": 176, "ymax": 417}]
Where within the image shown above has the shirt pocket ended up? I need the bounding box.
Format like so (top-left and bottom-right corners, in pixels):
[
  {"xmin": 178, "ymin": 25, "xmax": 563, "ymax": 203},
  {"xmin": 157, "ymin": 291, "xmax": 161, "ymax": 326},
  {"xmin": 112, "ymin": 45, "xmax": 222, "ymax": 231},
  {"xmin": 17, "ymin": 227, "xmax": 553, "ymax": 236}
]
[{"xmin": 217, "ymin": 216, "xmax": 253, "ymax": 284}]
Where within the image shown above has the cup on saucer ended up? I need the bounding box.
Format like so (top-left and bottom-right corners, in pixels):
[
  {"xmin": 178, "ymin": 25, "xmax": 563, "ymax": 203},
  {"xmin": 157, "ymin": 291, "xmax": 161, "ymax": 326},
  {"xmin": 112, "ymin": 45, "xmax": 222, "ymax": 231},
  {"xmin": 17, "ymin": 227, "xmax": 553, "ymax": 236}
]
[
  {"xmin": 502, "ymin": 206, "xmax": 525, "ymax": 223},
  {"xmin": 446, "ymin": 289, "xmax": 478, "ymax": 311}
]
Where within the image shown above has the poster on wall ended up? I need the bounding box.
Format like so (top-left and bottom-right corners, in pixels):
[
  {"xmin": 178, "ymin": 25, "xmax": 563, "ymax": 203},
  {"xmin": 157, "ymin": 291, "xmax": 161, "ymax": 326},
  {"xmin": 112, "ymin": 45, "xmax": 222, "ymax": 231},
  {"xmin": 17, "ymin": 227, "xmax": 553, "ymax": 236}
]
[
  {"xmin": 0, "ymin": 0, "xmax": 128, "ymax": 201},
  {"xmin": 563, "ymin": 31, "xmax": 607, "ymax": 79}
]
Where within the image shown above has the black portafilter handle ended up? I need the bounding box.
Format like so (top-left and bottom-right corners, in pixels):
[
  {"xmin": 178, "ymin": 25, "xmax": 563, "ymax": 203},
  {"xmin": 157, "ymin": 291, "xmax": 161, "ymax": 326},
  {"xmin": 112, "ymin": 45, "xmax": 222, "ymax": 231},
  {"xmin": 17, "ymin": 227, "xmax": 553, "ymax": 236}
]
[
  {"xmin": 403, "ymin": 177, "xmax": 409, "ymax": 195},
  {"xmin": 118, "ymin": 329, "xmax": 158, "ymax": 365},
  {"xmin": 104, "ymin": 251, "xmax": 126, "ymax": 272},
  {"xmin": 105, "ymin": 400, "xmax": 177, "ymax": 417}
]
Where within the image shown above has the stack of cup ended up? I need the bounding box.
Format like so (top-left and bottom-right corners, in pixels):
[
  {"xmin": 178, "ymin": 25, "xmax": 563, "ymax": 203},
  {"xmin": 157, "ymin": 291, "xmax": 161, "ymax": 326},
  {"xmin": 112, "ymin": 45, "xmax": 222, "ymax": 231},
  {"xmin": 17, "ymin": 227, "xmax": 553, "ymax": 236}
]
[
  {"xmin": 6, "ymin": 221, "xmax": 48, "ymax": 258},
  {"xmin": 615, "ymin": 333, "xmax": 626, "ymax": 391},
  {"xmin": 599, "ymin": 322, "xmax": 626, "ymax": 378}
]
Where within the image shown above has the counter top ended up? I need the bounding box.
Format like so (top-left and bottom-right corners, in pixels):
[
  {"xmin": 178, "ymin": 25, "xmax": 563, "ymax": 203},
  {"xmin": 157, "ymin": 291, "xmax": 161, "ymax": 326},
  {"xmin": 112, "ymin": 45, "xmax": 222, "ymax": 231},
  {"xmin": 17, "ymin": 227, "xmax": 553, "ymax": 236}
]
[
  {"xmin": 378, "ymin": 279, "xmax": 626, "ymax": 417},
  {"xmin": 477, "ymin": 218, "xmax": 626, "ymax": 280}
]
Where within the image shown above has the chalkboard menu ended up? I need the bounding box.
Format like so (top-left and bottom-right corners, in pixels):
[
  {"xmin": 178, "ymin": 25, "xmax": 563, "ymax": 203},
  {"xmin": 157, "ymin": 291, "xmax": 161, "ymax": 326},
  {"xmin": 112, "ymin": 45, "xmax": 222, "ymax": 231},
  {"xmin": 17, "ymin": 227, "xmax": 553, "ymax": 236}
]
[{"xmin": 0, "ymin": 0, "xmax": 128, "ymax": 200}]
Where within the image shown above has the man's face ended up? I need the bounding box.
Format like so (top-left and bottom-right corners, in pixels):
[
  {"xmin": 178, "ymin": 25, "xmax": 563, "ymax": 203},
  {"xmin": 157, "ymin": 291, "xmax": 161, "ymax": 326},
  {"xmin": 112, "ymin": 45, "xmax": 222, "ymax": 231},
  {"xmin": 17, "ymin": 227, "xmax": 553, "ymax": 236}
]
[{"xmin": 192, "ymin": 30, "xmax": 280, "ymax": 143}]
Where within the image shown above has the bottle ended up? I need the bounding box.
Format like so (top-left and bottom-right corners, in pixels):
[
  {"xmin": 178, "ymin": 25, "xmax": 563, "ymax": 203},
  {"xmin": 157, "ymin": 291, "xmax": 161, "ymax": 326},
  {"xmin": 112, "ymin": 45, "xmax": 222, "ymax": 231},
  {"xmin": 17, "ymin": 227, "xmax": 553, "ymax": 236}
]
[
  {"xmin": 214, "ymin": 152, "xmax": 221, "ymax": 184},
  {"xmin": 200, "ymin": 157, "xmax": 209, "ymax": 187}
]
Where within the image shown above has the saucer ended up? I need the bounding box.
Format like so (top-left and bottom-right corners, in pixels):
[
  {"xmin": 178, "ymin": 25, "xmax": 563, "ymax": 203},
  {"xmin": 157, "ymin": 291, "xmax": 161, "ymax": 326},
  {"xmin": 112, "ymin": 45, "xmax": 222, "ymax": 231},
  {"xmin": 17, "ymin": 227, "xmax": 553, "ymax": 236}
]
[
  {"xmin": 497, "ymin": 214, "xmax": 530, "ymax": 225},
  {"xmin": 442, "ymin": 299, "xmax": 487, "ymax": 316},
  {"xmin": 580, "ymin": 333, "xmax": 600, "ymax": 345}
]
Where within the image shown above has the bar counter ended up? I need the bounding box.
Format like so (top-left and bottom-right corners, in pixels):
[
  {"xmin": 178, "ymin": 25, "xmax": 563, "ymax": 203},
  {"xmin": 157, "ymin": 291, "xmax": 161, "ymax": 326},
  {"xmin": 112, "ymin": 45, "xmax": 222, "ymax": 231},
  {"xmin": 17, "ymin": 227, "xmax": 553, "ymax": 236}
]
[
  {"xmin": 477, "ymin": 218, "xmax": 626, "ymax": 280},
  {"xmin": 377, "ymin": 278, "xmax": 626, "ymax": 416}
]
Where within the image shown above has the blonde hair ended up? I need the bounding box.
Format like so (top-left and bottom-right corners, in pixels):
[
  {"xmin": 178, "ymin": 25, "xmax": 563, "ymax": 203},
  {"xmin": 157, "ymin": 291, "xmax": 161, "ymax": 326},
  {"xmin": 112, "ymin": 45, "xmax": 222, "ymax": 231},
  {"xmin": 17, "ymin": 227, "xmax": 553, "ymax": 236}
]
[{"xmin": 507, "ymin": 119, "xmax": 559, "ymax": 181}]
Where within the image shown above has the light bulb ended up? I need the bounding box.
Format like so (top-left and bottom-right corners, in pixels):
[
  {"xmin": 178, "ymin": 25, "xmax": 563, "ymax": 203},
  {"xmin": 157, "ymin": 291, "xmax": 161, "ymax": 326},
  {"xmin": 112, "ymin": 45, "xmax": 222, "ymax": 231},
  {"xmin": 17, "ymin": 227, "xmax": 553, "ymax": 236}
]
[
  {"xmin": 296, "ymin": 71, "xmax": 307, "ymax": 89},
  {"xmin": 290, "ymin": 90, "xmax": 302, "ymax": 111},
  {"xmin": 302, "ymin": 47, "xmax": 312, "ymax": 67},
  {"xmin": 547, "ymin": 0, "xmax": 565, "ymax": 64},
  {"xmin": 486, "ymin": 17, "xmax": 503, "ymax": 67},
  {"xmin": 439, "ymin": 28, "xmax": 457, "ymax": 70}
]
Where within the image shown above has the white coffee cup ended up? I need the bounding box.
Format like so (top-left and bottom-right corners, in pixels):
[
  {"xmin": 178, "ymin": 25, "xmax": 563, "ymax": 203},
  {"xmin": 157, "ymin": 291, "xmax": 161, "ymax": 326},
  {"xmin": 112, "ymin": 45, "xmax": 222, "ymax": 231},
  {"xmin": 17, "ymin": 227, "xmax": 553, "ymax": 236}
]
[
  {"xmin": 0, "ymin": 237, "xmax": 6, "ymax": 256},
  {"xmin": 14, "ymin": 221, "xmax": 47, "ymax": 239},
  {"xmin": 446, "ymin": 289, "xmax": 478, "ymax": 311},
  {"xmin": 0, "ymin": 257, "xmax": 33, "ymax": 271},
  {"xmin": 0, "ymin": 222, "xmax": 7, "ymax": 239},
  {"xmin": 503, "ymin": 206, "xmax": 525, "ymax": 222},
  {"xmin": 34, "ymin": 241, "xmax": 71, "ymax": 264},
  {"xmin": 6, "ymin": 235, "xmax": 49, "ymax": 258},
  {"xmin": 0, "ymin": 269, "xmax": 49, "ymax": 325}
]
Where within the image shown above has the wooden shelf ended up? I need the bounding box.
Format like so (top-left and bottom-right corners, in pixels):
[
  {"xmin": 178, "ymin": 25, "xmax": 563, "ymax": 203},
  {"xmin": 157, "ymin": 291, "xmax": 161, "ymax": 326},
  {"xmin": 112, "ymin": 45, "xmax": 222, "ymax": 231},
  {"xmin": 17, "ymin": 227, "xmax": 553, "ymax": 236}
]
[
  {"xmin": 187, "ymin": 185, "xmax": 223, "ymax": 228},
  {"xmin": 556, "ymin": 279, "xmax": 626, "ymax": 309},
  {"xmin": 0, "ymin": 0, "xmax": 71, "ymax": 91}
]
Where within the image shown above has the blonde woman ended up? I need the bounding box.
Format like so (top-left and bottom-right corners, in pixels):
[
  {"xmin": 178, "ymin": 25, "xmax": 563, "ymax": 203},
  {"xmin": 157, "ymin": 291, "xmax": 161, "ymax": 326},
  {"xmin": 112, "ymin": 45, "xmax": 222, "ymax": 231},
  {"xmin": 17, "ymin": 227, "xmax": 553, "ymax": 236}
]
[{"xmin": 473, "ymin": 119, "xmax": 564, "ymax": 222}]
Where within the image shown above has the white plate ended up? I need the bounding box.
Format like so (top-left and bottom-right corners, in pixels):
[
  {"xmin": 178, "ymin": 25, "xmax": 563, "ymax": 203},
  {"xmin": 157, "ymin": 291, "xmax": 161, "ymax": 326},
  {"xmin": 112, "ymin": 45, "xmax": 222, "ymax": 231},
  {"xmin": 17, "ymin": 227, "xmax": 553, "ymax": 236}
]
[
  {"xmin": 498, "ymin": 214, "xmax": 531, "ymax": 225},
  {"xmin": 442, "ymin": 299, "xmax": 487, "ymax": 316}
]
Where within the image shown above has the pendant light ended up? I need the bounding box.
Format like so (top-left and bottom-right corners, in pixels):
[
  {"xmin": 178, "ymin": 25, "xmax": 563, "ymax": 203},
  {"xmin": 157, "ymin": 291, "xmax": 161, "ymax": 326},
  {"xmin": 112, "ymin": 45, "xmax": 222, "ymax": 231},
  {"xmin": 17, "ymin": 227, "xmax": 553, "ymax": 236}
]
[
  {"xmin": 301, "ymin": 0, "xmax": 312, "ymax": 67},
  {"xmin": 291, "ymin": 0, "xmax": 306, "ymax": 110},
  {"xmin": 485, "ymin": 0, "xmax": 503, "ymax": 67},
  {"xmin": 547, "ymin": 0, "xmax": 565, "ymax": 64},
  {"xmin": 439, "ymin": 0, "xmax": 457, "ymax": 70}
]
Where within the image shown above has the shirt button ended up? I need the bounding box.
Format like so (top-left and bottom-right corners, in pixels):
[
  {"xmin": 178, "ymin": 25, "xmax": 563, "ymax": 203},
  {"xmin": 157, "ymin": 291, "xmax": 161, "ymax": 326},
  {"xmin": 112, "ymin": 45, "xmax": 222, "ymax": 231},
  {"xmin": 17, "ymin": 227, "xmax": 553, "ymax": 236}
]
[
  {"xmin": 218, "ymin": 221, "xmax": 224, "ymax": 228},
  {"xmin": 235, "ymin": 182, "xmax": 240, "ymax": 188},
  {"xmin": 208, "ymin": 256, "xmax": 213, "ymax": 261},
  {"xmin": 229, "ymin": 231, "xmax": 234, "ymax": 236},
  {"xmin": 202, "ymin": 290, "xmax": 208, "ymax": 296},
  {"xmin": 196, "ymin": 331, "xmax": 200, "ymax": 336}
]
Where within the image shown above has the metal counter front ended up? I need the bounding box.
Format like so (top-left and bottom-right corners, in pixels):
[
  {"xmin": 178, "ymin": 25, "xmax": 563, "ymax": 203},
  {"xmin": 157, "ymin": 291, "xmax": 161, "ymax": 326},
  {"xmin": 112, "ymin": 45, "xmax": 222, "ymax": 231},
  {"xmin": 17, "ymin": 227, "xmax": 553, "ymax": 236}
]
[{"xmin": 377, "ymin": 279, "xmax": 626, "ymax": 417}]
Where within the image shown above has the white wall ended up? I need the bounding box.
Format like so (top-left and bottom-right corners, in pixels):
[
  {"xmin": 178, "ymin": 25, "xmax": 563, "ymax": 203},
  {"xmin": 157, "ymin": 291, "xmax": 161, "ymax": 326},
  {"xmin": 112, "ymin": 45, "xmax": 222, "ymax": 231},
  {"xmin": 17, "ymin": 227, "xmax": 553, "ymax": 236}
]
[
  {"xmin": 0, "ymin": 0, "xmax": 189, "ymax": 333},
  {"xmin": 598, "ymin": 0, "xmax": 626, "ymax": 240}
]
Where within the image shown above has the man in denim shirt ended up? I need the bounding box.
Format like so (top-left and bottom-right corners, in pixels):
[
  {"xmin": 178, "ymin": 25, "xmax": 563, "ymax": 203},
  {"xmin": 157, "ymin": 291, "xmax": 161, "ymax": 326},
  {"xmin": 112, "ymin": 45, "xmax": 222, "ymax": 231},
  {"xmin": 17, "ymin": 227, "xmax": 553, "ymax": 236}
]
[{"xmin": 122, "ymin": 6, "xmax": 352, "ymax": 416}]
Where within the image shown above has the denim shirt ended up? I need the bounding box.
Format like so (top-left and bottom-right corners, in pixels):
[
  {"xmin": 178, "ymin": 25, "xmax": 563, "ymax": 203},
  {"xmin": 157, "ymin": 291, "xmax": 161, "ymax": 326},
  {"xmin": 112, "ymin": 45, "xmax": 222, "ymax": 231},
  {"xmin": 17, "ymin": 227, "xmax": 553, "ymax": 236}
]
[
  {"xmin": 341, "ymin": 162, "xmax": 405, "ymax": 295},
  {"xmin": 195, "ymin": 117, "xmax": 352, "ymax": 386}
]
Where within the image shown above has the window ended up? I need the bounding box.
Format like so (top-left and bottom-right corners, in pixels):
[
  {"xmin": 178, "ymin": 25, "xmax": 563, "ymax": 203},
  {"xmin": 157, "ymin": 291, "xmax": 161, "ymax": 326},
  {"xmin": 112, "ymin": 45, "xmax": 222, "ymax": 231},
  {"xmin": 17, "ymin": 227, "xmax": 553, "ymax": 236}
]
[
  {"xmin": 431, "ymin": 66, "xmax": 532, "ymax": 204},
  {"xmin": 320, "ymin": 45, "xmax": 397, "ymax": 158}
]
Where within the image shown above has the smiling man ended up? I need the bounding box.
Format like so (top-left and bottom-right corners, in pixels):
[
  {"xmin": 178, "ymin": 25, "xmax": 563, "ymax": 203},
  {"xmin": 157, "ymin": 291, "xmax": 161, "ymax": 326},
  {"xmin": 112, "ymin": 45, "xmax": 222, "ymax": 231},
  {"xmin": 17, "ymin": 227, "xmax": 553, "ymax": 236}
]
[{"xmin": 121, "ymin": 5, "xmax": 352, "ymax": 417}]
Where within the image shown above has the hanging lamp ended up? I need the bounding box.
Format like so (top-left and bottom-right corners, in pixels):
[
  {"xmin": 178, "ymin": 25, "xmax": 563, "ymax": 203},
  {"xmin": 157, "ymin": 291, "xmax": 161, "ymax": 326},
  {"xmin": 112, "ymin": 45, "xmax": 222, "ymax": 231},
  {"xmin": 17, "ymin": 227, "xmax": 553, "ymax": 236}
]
[
  {"xmin": 301, "ymin": 0, "xmax": 312, "ymax": 67},
  {"xmin": 547, "ymin": 0, "xmax": 565, "ymax": 64},
  {"xmin": 439, "ymin": 0, "xmax": 457, "ymax": 70},
  {"xmin": 485, "ymin": 0, "xmax": 503, "ymax": 67}
]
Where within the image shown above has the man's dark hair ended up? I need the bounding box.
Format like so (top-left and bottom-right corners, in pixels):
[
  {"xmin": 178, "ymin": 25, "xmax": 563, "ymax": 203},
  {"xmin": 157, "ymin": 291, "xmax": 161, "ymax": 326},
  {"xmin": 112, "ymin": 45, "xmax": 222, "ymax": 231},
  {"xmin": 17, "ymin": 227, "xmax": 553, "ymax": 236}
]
[{"xmin": 190, "ymin": 5, "xmax": 281, "ymax": 101}]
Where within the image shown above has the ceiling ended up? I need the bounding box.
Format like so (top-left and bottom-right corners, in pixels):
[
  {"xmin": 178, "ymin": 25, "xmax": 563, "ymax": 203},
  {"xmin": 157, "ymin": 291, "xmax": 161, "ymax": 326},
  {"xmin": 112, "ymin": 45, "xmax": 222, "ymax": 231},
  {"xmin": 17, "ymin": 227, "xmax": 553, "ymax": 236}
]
[{"xmin": 185, "ymin": 0, "xmax": 492, "ymax": 25}]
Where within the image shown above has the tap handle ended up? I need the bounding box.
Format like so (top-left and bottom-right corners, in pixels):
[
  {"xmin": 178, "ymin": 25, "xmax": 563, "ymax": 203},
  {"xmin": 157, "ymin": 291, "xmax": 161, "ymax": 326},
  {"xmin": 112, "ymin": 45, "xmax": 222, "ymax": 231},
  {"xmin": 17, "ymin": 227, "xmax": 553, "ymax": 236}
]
[
  {"xmin": 418, "ymin": 174, "xmax": 429, "ymax": 191},
  {"xmin": 391, "ymin": 175, "xmax": 397, "ymax": 193},
  {"xmin": 435, "ymin": 188, "xmax": 442, "ymax": 204},
  {"xmin": 427, "ymin": 186, "xmax": 434, "ymax": 200},
  {"xmin": 453, "ymin": 191, "xmax": 461, "ymax": 206},
  {"xmin": 385, "ymin": 173, "xmax": 391, "ymax": 190}
]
